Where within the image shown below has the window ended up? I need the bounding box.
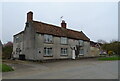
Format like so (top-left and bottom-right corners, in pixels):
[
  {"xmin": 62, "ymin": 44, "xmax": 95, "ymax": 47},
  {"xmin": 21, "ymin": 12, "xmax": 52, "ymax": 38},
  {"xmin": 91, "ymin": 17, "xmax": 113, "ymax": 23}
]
[
  {"xmin": 61, "ymin": 37, "xmax": 67, "ymax": 44},
  {"xmin": 15, "ymin": 36, "xmax": 22, "ymax": 43},
  {"xmin": 61, "ymin": 48, "xmax": 67, "ymax": 55},
  {"xmin": 16, "ymin": 48, "xmax": 19, "ymax": 52},
  {"xmin": 79, "ymin": 40, "xmax": 84, "ymax": 46},
  {"xmin": 44, "ymin": 34, "xmax": 53, "ymax": 43},
  {"xmin": 79, "ymin": 49, "xmax": 84, "ymax": 55},
  {"xmin": 44, "ymin": 47, "xmax": 52, "ymax": 56},
  {"xmin": 16, "ymin": 48, "xmax": 21, "ymax": 54},
  {"xmin": 15, "ymin": 36, "xmax": 19, "ymax": 43}
]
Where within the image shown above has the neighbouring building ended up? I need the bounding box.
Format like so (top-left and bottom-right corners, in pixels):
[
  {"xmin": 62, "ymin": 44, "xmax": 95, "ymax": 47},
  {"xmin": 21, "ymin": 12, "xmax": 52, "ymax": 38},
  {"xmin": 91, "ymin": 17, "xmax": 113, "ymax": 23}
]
[
  {"xmin": 13, "ymin": 11, "xmax": 91, "ymax": 60},
  {"xmin": 90, "ymin": 41, "xmax": 101, "ymax": 57}
]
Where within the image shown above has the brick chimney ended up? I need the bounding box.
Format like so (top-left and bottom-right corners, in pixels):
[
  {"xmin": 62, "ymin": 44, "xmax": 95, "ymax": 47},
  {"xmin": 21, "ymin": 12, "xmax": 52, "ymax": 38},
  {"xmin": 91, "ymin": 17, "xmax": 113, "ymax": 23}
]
[
  {"xmin": 27, "ymin": 11, "xmax": 33, "ymax": 22},
  {"xmin": 61, "ymin": 20, "xmax": 67, "ymax": 28}
]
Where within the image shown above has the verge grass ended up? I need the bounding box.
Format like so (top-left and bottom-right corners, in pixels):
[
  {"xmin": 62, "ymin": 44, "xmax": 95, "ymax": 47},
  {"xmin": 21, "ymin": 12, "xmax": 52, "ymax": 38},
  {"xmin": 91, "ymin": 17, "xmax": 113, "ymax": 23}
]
[
  {"xmin": 0, "ymin": 63, "xmax": 14, "ymax": 72},
  {"xmin": 98, "ymin": 56, "xmax": 120, "ymax": 61}
]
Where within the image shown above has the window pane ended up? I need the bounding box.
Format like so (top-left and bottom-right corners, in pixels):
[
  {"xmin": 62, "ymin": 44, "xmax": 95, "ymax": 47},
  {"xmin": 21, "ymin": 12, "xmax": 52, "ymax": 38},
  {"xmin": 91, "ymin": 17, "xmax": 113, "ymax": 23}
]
[
  {"xmin": 44, "ymin": 47, "xmax": 52, "ymax": 56},
  {"xmin": 15, "ymin": 36, "xmax": 19, "ymax": 43},
  {"xmin": 80, "ymin": 49, "xmax": 84, "ymax": 54},
  {"xmin": 44, "ymin": 34, "xmax": 53, "ymax": 43},
  {"xmin": 61, "ymin": 37, "xmax": 67, "ymax": 44},
  {"xmin": 61, "ymin": 48, "xmax": 67, "ymax": 55},
  {"xmin": 79, "ymin": 40, "xmax": 84, "ymax": 46}
]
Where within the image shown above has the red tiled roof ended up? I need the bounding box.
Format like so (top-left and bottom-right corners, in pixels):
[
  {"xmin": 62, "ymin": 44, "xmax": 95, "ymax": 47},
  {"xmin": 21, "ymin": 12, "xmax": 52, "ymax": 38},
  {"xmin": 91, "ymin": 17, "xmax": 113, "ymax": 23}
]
[{"xmin": 33, "ymin": 21, "xmax": 90, "ymax": 41}]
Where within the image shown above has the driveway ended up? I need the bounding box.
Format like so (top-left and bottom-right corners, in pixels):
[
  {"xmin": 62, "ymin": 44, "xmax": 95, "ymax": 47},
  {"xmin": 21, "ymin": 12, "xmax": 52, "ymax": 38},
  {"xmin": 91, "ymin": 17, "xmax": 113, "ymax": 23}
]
[{"xmin": 2, "ymin": 59, "xmax": 118, "ymax": 79}]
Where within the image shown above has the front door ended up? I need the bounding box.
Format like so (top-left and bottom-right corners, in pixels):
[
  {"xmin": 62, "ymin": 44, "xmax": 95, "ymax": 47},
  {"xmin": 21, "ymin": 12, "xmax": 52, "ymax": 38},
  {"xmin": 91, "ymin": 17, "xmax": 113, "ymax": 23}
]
[{"xmin": 19, "ymin": 54, "xmax": 25, "ymax": 60}]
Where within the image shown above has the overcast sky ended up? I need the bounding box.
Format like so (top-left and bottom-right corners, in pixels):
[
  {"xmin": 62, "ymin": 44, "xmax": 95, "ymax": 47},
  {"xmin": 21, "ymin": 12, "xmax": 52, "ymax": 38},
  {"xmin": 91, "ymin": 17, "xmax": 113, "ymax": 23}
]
[{"xmin": 1, "ymin": 2, "xmax": 118, "ymax": 43}]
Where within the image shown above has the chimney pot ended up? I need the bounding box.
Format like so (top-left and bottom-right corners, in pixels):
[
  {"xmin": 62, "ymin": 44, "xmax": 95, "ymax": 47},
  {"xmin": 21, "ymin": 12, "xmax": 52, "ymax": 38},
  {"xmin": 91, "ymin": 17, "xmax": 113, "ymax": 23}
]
[
  {"xmin": 61, "ymin": 20, "xmax": 67, "ymax": 28},
  {"xmin": 27, "ymin": 11, "xmax": 33, "ymax": 22}
]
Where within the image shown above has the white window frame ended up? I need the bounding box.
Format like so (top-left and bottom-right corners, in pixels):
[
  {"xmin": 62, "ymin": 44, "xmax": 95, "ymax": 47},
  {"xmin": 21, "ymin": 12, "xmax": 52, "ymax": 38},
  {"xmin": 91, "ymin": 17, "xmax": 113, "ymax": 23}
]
[
  {"xmin": 61, "ymin": 37, "xmax": 67, "ymax": 44},
  {"xmin": 61, "ymin": 48, "xmax": 68, "ymax": 55},
  {"xmin": 44, "ymin": 34, "xmax": 53, "ymax": 43},
  {"xmin": 79, "ymin": 49, "xmax": 84, "ymax": 55},
  {"xmin": 44, "ymin": 47, "xmax": 52, "ymax": 56}
]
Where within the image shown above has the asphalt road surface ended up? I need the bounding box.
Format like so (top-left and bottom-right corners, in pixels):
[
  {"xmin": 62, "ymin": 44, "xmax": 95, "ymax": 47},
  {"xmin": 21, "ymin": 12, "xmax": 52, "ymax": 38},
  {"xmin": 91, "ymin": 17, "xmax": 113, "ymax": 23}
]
[{"xmin": 2, "ymin": 59, "xmax": 118, "ymax": 79}]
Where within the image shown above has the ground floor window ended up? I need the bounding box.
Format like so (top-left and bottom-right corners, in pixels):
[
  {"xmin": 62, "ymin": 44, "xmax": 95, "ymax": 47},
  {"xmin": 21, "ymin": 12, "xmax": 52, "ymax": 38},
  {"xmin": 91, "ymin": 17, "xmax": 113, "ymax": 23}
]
[
  {"xmin": 61, "ymin": 48, "xmax": 68, "ymax": 55},
  {"xmin": 16, "ymin": 48, "xmax": 21, "ymax": 54},
  {"xmin": 44, "ymin": 47, "xmax": 52, "ymax": 56},
  {"xmin": 79, "ymin": 49, "xmax": 84, "ymax": 55}
]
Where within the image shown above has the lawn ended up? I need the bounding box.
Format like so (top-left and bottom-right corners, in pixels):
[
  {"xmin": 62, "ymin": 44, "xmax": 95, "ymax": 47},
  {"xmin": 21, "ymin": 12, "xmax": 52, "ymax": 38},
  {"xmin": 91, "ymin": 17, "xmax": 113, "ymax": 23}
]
[
  {"xmin": 98, "ymin": 56, "xmax": 120, "ymax": 61},
  {"xmin": 0, "ymin": 63, "xmax": 14, "ymax": 72}
]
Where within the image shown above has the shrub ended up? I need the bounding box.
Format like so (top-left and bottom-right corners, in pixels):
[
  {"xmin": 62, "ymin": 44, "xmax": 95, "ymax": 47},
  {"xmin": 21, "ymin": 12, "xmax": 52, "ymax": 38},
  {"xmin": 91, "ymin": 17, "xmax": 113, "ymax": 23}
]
[{"xmin": 108, "ymin": 51, "xmax": 113, "ymax": 56}]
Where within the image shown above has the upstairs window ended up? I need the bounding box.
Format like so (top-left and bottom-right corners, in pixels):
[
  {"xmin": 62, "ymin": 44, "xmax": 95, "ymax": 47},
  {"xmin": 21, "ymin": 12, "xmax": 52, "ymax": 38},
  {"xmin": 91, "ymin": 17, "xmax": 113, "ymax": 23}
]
[
  {"xmin": 61, "ymin": 37, "xmax": 67, "ymax": 44},
  {"xmin": 15, "ymin": 36, "xmax": 21, "ymax": 43},
  {"xmin": 44, "ymin": 47, "xmax": 52, "ymax": 56},
  {"xmin": 61, "ymin": 48, "xmax": 68, "ymax": 55},
  {"xmin": 15, "ymin": 35, "xmax": 23, "ymax": 43},
  {"xmin": 15, "ymin": 37, "xmax": 19, "ymax": 43},
  {"xmin": 79, "ymin": 40, "xmax": 84, "ymax": 46},
  {"xmin": 44, "ymin": 34, "xmax": 53, "ymax": 43}
]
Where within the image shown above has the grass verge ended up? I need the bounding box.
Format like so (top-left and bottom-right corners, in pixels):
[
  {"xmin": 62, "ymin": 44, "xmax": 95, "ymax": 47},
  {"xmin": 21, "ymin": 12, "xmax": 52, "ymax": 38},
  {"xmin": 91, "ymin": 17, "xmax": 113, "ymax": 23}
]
[
  {"xmin": 98, "ymin": 56, "xmax": 120, "ymax": 61},
  {"xmin": 0, "ymin": 63, "xmax": 14, "ymax": 72}
]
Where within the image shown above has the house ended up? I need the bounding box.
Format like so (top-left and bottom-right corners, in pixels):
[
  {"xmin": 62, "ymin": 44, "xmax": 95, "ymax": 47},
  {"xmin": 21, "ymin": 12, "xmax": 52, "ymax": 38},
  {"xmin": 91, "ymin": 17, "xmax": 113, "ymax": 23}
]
[
  {"xmin": 13, "ymin": 11, "xmax": 91, "ymax": 60},
  {"xmin": 90, "ymin": 41, "xmax": 101, "ymax": 57}
]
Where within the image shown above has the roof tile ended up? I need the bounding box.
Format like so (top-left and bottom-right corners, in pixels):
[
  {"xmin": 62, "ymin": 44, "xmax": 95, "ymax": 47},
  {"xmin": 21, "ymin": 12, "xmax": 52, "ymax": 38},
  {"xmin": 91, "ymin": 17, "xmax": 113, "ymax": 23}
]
[{"xmin": 33, "ymin": 21, "xmax": 90, "ymax": 41}]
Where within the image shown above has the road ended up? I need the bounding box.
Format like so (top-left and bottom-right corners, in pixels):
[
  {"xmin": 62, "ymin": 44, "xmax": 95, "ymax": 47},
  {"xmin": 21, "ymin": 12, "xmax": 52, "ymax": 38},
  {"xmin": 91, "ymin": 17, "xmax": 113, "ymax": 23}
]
[{"xmin": 2, "ymin": 59, "xmax": 118, "ymax": 79}]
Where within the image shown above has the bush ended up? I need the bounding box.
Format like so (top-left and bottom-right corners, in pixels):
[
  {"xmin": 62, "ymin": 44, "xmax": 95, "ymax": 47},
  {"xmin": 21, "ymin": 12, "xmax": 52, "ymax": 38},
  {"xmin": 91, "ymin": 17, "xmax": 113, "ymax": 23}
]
[
  {"xmin": 108, "ymin": 51, "xmax": 114, "ymax": 56},
  {"xmin": 101, "ymin": 41, "xmax": 120, "ymax": 56}
]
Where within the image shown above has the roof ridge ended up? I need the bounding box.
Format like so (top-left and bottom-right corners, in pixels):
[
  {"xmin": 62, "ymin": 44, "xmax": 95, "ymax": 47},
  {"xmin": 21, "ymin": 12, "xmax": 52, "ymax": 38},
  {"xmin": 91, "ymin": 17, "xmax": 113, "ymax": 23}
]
[
  {"xmin": 33, "ymin": 20, "xmax": 83, "ymax": 33},
  {"xmin": 33, "ymin": 20, "xmax": 61, "ymax": 28},
  {"xmin": 33, "ymin": 20, "xmax": 90, "ymax": 41},
  {"xmin": 13, "ymin": 20, "xmax": 90, "ymax": 41},
  {"xmin": 67, "ymin": 28, "xmax": 82, "ymax": 33}
]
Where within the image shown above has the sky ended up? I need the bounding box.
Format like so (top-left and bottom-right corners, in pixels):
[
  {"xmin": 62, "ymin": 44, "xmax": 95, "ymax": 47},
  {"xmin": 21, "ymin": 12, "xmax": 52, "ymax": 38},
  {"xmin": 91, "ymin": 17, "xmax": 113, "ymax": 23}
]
[{"xmin": 0, "ymin": 1, "xmax": 118, "ymax": 43}]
